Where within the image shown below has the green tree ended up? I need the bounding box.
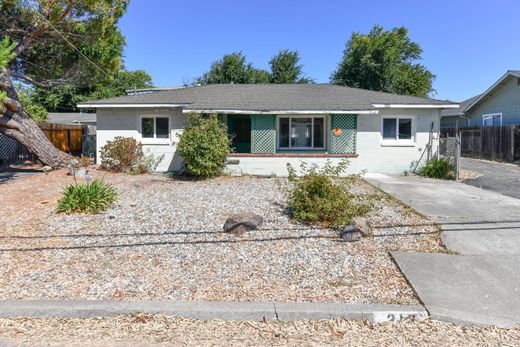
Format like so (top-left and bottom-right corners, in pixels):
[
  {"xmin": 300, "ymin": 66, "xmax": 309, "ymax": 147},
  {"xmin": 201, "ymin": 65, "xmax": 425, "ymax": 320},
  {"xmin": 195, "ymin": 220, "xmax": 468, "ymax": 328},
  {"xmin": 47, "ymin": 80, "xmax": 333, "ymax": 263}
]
[
  {"xmin": 32, "ymin": 69, "xmax": 153, "ymax": 112},
  {"xmin": 269, "ymin": 49, "xmax": 313, "ymax": 83},
  {"xmin": 331, "ymin": 25, "xmax": 435, "ymax": 97},
  {"xmin": 0, "ymin": 0, "xmax": 132, "ymax": 166},
  {"xmin": 196, "ymin": 52, "xmax": 269, "ymax": 85}
]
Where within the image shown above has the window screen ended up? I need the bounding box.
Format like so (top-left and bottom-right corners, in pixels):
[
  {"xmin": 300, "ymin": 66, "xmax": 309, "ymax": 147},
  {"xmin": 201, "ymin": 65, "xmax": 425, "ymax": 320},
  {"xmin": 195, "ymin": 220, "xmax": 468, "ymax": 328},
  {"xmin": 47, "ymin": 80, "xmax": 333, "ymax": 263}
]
[
  {"xmin": 142, "ymin": 118, "xmax": 154, "ymax": 138},
  {"xmin": 383, "ymin": 118, "xmax": 397, "ymax": 139},
  {"xmin": 156, "ymin": 117, "xmax": 169, "ymax": 138}
]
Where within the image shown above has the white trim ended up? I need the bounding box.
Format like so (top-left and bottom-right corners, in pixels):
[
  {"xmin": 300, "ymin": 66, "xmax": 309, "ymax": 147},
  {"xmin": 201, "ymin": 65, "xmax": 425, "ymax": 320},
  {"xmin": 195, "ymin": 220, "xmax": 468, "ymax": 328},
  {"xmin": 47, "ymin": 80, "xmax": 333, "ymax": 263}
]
[
  {"xmin": 465, "ymin": 71, "xmax": 520, "ymax": 112},
  {"xmin": 482, "ymin": 113, "xmax": 503, "ymax": 126},
  {"xmin": 137, "ymin": 114, "xmax": 171, "ymax": 145},
  {"xmin": 77, "ymin": 103, "xmax": 188, "ymax": 108},
  {"xmin": 183, "ymin": 109, "xmax": 378, "ymax": 115},
  {"xmin": 276, "ymin": 115, "xmax": 327, "ymax": 151},
  {"xmin": 373, "ymin": 104, "xmax": 459, "ymax": 109},
  {"xmin": 380, "ymin": 116, "xmax": 416, "ymax": 146}
]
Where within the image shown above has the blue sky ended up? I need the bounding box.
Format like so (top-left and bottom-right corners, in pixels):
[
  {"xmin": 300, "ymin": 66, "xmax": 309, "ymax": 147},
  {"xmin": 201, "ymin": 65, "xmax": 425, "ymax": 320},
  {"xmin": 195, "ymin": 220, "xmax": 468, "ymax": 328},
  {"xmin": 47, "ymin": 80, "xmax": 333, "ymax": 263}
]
[{"xmin": 119, "ymin": 0, "xmax": 520, "ymax": 101}]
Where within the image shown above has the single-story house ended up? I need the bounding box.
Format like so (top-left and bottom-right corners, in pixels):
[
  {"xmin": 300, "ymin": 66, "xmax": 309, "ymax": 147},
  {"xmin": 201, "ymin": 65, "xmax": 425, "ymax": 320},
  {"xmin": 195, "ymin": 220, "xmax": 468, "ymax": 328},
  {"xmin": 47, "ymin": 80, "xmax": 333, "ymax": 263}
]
[
  {"xmin": 46, "ymin": 112, "xmax": 97, "ymax": 135},
  {"xmin": 441, "ymin": 70, "xmax": 520, "ymax": 128},
  {"xmin": 77, "ymin": 84, "xmax": 457, "ymax": 175}
]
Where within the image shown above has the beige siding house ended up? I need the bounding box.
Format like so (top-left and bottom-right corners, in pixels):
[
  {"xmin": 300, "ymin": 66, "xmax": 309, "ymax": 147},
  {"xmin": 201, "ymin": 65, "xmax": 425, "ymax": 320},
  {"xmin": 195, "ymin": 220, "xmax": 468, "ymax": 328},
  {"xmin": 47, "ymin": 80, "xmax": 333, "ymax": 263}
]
[
  {"xmin": 441, "ymin": 70, "xmax": 520, "ymax": 128},
  {"xmin": 79, "ymin": 84, "xmax": 457, "ymax": 175}
]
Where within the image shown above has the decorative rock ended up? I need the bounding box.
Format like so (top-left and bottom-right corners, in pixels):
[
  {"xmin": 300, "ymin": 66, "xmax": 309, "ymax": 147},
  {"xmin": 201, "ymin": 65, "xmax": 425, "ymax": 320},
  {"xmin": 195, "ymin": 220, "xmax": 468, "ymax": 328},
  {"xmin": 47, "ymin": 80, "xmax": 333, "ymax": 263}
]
[
  {"xmin": 339, "ymin": 225, "xmax": 362, "ymax": 242},
  {"xmin": 352, "ymin": 216, "xmax": 371, "ymax": 236},
  {"xmin": 223, "ymin": 212, "xmax": 263, "ymax": 236}
]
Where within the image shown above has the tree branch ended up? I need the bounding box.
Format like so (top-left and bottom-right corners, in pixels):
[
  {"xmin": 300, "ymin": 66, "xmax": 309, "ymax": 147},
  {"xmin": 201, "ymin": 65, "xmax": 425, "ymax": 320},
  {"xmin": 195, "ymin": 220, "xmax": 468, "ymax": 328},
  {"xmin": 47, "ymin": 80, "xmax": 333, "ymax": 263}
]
[
  {"xmin": 12, "ymin": 0, "xmax": 74, "ymax": 57},
  {"xmin": 10, "ymin": 71, "xmax": 52, "ymax": 88}
]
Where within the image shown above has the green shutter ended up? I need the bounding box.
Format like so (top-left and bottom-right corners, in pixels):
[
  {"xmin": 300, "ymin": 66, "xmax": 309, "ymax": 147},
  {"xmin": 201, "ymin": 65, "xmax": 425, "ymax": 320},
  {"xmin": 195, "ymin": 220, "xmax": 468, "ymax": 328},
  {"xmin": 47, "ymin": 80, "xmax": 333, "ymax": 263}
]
[
  {"xmin": 330, "ymin": 114, "xmax": 357, "ymax": 154},
  {"xmin": 251, "ymin": 115, "xmax": 276, "ymax": 154}
]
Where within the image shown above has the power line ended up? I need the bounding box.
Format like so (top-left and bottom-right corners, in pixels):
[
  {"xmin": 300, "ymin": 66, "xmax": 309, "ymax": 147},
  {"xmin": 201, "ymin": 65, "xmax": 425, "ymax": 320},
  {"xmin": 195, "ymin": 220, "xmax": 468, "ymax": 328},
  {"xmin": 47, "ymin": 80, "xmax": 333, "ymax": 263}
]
[{"xmin": 32, "ymin": 9, "xmax": 114, "ymax": 79}]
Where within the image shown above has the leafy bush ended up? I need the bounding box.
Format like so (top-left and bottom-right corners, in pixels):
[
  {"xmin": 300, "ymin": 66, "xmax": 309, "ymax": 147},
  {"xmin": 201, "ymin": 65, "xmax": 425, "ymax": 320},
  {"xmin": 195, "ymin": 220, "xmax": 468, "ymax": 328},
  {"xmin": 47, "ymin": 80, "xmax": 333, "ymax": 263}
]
[
  {"xmin": 130, "ymin": 153, "xmax": 165, "ymax": 175},
  {"xmin": 99, "ymin": 137, "xmax": 161, "ymax": 174},
  {"xmin": 418, "ymin": 158, "xmax": 455, "ymax": 180},
  {"xmin": 177, "ymin": 114, "xmax": 230, "ymax": 178},
  {"xmin": 100, "ymin": 137, "xmax": 144, "ymax": 173},
  {"xmin": 57, "ymin": 179, "xmax": 117, "ymax": 214},
  {"xmin": 280, "ymin": 160, "xmax": 370, "ymax": 227}
]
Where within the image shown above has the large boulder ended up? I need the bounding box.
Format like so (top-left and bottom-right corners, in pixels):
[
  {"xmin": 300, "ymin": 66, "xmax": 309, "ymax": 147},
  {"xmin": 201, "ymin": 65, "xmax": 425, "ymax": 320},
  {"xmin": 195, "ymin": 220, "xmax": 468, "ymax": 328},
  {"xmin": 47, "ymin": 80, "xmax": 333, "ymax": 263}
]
[{"xmin": 223, "ymin": 212, "xmax": 263, "ymax": 236}]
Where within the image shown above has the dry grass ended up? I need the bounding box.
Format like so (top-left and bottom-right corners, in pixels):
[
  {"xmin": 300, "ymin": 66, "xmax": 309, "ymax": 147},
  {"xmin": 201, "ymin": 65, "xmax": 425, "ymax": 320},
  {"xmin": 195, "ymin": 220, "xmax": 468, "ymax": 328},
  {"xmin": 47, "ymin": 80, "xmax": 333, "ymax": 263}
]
[{"xmin": 0, "ymin": 315, "xmax": 518, "ymax": 346}]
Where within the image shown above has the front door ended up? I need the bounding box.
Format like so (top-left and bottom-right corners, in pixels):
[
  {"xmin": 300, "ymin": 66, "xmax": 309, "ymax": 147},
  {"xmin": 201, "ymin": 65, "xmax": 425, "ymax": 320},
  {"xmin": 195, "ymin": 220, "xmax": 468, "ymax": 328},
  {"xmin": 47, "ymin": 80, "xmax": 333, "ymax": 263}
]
[{"xmin": 228, "ymin": 115, "xmax": 251, "ymax": 153}]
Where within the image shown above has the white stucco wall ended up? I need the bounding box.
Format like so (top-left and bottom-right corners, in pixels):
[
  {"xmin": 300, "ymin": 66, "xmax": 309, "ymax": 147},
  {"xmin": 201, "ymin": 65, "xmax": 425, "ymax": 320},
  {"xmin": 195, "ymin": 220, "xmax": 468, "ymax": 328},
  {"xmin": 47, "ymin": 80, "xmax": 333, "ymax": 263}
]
[
  {"xmin": 225, "ymin": 109, "xmax": 440, "ymax": 176},
  {"xmin": 96, "ymin": 107, "xmax": 186, "ymax": 172},
  {"xmin": 96, "ymin": 107, "xmax": 440, "ymax": 175}
]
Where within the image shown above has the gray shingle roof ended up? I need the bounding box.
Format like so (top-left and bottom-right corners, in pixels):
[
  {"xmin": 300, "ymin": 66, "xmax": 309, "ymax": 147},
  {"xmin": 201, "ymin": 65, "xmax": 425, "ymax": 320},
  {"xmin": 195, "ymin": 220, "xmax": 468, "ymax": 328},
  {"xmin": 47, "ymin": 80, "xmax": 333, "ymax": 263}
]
[
  {"xmin": 78, "ymin": 84, "xmax": 455, "ymax": 112},
  {"xmin": 441, "ymin": 95, "xmax": 481, "ymax": 117},
  {"xmin": 47, "ymin": 112, "xmax": 97, "ymax": 124}
]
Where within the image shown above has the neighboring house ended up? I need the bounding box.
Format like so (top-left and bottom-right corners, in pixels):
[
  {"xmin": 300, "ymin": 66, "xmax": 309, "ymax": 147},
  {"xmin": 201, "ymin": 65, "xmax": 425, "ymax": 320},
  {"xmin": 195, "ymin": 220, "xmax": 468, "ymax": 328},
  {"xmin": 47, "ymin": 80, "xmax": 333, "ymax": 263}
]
[
  {"xmin": 441, "ymin": 70, "xmax": 520, "ymax": 128},
  {"xmin": 77, "ymin": 84, "xmax": 457, "ymax": 175},
  {"xmin": 47, "ymin": 112, "xmax": 96, "ymax": 127}
]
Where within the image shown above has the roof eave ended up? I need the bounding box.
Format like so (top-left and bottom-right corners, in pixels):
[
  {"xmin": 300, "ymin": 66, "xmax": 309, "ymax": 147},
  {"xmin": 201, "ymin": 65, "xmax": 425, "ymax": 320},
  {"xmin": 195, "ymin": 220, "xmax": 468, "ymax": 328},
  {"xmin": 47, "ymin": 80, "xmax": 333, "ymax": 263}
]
[
  {"xmin": 372, "ymin": 104, "xmax": 459, "ymax": 109},
  {"xmin": 77, "ymin": 103, "xmax": 190, "ymax": 108},
  {"xmin": 182, "ymin": 109, "xmax": 379, "ymax": 115}
]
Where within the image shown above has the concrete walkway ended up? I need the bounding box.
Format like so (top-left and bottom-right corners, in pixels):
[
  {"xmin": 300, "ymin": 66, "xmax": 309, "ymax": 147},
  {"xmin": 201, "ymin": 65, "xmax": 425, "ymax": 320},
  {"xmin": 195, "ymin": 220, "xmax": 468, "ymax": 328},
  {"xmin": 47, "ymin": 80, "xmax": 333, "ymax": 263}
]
[
  {"xmin": 0, "ymin": 300, "xmax": 427, "ymax": 323},
  {"xmin": 366, "ymin": 173, "xmax": 520, "ymax": 327}
]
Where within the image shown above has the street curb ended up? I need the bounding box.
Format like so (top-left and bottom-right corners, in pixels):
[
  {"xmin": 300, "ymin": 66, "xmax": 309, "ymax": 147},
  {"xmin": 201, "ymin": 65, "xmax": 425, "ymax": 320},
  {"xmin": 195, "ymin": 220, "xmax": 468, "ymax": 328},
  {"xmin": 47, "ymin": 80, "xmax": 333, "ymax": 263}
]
[{"xmin": 0, "ymin": 300, "xmax": 428, "ymax": 322}]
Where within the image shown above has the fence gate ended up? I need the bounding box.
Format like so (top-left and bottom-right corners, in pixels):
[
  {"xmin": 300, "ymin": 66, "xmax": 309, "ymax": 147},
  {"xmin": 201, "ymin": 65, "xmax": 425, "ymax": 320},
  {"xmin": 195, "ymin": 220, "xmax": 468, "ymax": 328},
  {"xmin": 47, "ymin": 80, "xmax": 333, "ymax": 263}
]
[
  {"xmin": 439, "ymin": 135, "xmax": 461, "ymax": 180},
  {"xmin": 0, "ymin": 133, "xmax": 37, "ymax": 166},
  {"xmin": 443, "ymin": 125, "xmax": 519, "ymax": 162}
]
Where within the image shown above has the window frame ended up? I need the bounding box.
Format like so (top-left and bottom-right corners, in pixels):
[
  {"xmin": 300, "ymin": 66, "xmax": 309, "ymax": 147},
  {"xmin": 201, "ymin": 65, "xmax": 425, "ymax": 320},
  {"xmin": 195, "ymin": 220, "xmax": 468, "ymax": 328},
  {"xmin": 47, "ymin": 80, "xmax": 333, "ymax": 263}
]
[
  {"xmin": 380, "ymin": 116, "xmax": 415, "ymax": 146},
  {"xmin": 482, "ymin": 113, "xmax": 502, "ymax": 126},
  {"xmin": 138, "ymin": 114, "xmax": 171, "ymax": 144},
  {"xmin": 276, "ymin": 115, "xmax": 327, "ymax": 151}
]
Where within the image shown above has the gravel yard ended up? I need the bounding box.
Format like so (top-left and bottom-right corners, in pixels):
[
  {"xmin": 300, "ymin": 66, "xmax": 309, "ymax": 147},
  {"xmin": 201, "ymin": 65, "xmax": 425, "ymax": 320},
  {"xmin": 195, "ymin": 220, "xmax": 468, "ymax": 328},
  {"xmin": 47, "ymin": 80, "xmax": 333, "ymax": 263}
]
[
  {"xmin": 0, "ymin": 168, "xmax": 443, "ymax": 304},
  {"xmin": 1, "ymin": 315, "xmax": 518, "ymax": 346}
]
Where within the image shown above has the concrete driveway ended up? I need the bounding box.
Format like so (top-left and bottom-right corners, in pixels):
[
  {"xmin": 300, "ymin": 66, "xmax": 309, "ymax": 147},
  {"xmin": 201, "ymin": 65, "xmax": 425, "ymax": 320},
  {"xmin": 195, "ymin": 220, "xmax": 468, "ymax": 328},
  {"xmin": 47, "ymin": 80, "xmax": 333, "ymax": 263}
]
[
  {"xmin": 461, "ymin": 157, "xmax": 520, "ymax": 200},
  {"xmin": 366, "ymin": 173, "xmax": 520, "ymax": 327}
]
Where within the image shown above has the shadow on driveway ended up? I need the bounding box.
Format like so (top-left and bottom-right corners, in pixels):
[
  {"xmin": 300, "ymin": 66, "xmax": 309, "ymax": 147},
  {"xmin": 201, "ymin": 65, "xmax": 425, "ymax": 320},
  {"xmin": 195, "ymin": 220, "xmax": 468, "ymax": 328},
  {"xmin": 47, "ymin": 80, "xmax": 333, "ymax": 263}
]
[{"xmin": 461, "ymin": 157, "xmax": 520, "ymax": 199}]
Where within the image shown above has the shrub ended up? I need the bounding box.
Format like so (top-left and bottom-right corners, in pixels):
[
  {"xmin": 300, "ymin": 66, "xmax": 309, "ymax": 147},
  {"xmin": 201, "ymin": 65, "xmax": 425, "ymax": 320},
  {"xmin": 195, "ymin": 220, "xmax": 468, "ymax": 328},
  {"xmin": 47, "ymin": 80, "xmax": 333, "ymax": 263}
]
[
  {"xmin": 130, "ymin": 153, "xmax": 165, "ymax": 175},
  {"xmin": 57, "ymin": 179, "xmax": 117, "ymax": 214},
  {"xmin": 280, "ymin": 160, "xmax": 370, "ymax": 227},
  {"xmin": 418, "ymin": 158, "xmax": 455, "ymax": 180},
  {"xmin": 100, "ymin": 137, "xmax": 144, "ymax": 173},
  {"xmin": 177, "ymin": 114, "xmax": 230, "ymax": 178}
]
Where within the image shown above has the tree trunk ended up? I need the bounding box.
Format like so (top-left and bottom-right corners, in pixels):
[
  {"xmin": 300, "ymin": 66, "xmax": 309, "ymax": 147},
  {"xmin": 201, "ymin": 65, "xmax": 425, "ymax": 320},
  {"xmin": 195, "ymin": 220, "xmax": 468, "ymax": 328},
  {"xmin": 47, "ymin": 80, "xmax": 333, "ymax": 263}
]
[{"xmin": 0, "ymin": 69, "xmax": 72, "ymax": 167}]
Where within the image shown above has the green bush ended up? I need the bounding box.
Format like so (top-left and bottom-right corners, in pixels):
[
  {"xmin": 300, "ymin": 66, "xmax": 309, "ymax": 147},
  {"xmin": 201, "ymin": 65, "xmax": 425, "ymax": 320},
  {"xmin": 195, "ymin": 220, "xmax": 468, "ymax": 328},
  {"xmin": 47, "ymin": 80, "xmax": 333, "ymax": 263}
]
[
  {"xmin": 100, "ymin": 137, "xmax": 144, "ymax": 173},
  {"xmin": 57, "ymin": 179, "xmax": 117, "ymax": 214},
  {"xmin": 177, "ymin": 114, "xmax": 230, "ymax": 178},
  {"xmin": 280, "ymin": 160, "xmax": 370, "ymax": 227},
  {"xmin": 418, "ymin": 158, "xmax": 455, "ymax": 180}
]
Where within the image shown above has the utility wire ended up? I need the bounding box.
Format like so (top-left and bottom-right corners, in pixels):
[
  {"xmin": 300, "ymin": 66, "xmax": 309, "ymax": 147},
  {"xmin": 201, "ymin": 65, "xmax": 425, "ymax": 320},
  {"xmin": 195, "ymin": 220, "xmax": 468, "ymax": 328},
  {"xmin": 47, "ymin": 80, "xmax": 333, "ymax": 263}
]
[{"xmin": 32, "ymin": 9, "xmax": 114, "ymax": 79}]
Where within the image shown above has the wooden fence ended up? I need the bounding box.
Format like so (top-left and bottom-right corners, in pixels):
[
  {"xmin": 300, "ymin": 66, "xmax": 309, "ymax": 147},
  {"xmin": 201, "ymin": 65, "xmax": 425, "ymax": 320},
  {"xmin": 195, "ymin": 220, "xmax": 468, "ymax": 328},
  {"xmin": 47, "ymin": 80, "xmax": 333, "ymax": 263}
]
[
  {"xmin": 38, "ymin": 122, "xmax": 83, "ymax": 154},
  {"xmin": 441, "ymin": 125, "xmax": 520, "ymax": 162}
]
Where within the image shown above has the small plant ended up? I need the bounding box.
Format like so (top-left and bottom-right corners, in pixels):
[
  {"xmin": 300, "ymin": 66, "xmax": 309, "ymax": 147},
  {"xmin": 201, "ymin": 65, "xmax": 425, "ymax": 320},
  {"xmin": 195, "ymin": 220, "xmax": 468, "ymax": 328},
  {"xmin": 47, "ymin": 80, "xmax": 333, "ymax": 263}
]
[
  {"xmin": 418, "ymin": 158, "xmax": 455, "ymax": 180},
  {"xmin": 100, "ymin": 137, "xmax": 149, "ymax": 173},
  {"xmin": 130, "ymin": 152, "xmax": 165, "ymax": 175},
  {"xmin": 57, "ymin": 179, "xmax": 117, "ymax": 214},
  {"xmin": 279, "ymin": 160, "xmax": 370, "ymax": 227},
  {"xmin": 177, "ymin": 113, "xmax": 230, "ymax": 178}
]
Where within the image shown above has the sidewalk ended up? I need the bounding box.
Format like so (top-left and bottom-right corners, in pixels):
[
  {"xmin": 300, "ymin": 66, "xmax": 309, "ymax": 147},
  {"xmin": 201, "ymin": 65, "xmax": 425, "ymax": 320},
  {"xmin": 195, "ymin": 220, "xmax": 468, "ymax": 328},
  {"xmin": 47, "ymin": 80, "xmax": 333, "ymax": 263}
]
[{"xmin": 366, "ymin": 173, "xmax": 520, "ymax": 327}]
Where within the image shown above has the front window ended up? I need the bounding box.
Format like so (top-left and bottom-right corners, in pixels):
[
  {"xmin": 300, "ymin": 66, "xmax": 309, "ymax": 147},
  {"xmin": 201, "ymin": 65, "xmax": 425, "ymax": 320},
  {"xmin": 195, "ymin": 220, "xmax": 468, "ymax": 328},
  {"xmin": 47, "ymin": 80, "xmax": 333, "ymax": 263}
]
[
  {"xmin": 141, "ymin": 116, "xmax": 170, "ymax": 140},
  {"xmin": 278, "ymin": 117, "xmax": 325, "ymax": 149},
  {"xmin": 382, "ymin": 118, "xmax": 413, "ymax": 140},
  {"xmin": 482, "ymin": 113, "xmax": 502, "ymax": 126}
]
